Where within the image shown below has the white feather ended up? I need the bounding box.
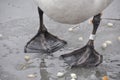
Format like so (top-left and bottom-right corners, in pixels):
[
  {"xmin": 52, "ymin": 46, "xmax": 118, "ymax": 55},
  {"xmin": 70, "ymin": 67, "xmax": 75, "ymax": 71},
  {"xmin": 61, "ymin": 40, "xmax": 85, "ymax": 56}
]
[{"xmin": 34, "ymin": 0, "xmax": 113, "ymax": 24}]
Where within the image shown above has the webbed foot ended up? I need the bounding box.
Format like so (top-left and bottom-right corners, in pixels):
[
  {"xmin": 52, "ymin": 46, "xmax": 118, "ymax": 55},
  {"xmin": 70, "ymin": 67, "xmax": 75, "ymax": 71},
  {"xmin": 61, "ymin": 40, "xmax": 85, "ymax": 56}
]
[
  {"xmin": 60, "ymin": 41, "xmax": 103, "ymax": 68},
  {"xmin": 24, "ymin": 31, "xmax": 67, "ymax": 53},
  {"xmin": 24, "ymin": 7, "xmax": 67, "ymax": 53}
]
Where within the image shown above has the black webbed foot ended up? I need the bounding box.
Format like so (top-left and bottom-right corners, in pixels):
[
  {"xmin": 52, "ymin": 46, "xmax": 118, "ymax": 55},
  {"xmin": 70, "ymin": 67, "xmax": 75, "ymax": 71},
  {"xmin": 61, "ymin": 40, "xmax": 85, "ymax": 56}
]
[
  {"xmin": 60, "ymin": 13, "xmax": 102, "ymax": 68},
  {"xmin": 60, "ymin": 41, "xmax": 103, "ymax": 68},
  {"xmin": 24, "ymin": 7, "xmax": 67, "ymax": 53},
  {"xmin": 24, "ymin": 30, "xmax": 67, "ymax": 53}
]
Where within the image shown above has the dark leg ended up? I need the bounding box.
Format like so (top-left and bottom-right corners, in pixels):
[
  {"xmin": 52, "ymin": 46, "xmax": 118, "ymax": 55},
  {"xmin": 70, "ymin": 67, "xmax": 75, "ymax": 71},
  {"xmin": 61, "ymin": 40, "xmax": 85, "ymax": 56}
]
[
  {"xmin": 24, "ymin": 7, "xmax": 67, "ymax": 53},
  {"xmin": 60, "ymin": 13, "xmax": 103, "ymax": 67}
]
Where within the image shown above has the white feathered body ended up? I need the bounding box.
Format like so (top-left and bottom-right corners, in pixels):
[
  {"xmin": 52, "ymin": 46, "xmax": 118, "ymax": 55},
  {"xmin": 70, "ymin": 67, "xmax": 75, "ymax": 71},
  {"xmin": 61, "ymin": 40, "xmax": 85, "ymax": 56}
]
[{"xmin": 34, "ymin": 0, "xmax": 113, "ymax": 24}]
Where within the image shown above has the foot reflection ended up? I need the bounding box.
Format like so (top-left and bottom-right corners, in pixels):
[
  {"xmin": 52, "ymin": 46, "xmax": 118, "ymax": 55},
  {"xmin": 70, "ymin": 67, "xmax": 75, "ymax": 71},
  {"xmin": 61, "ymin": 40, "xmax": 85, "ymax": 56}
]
[{"xmin": 40, "ymin": 59, "xmax": 50, "ymax": 80}]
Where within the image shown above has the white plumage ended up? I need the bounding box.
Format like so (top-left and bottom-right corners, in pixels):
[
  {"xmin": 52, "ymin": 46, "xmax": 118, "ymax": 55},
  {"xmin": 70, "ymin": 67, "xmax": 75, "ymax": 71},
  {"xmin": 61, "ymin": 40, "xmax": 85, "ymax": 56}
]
[{"xmin": 34, "ymin": 0, "xmax": 113, "ymax": 24}]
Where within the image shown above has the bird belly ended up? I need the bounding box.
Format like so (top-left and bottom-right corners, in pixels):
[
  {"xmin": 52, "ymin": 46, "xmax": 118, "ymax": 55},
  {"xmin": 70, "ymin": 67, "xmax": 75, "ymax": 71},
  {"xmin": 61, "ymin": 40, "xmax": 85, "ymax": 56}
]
[{"xmin": 34, "ymin": 0, "xmax": 113, "ymax": 24}]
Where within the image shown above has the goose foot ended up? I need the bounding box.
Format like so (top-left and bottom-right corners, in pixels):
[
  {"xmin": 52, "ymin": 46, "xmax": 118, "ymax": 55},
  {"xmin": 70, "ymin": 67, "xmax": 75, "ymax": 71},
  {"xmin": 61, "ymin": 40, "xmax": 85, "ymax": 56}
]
[
  {"xmin": 24, "ymin": 31, "xmax": 67, "ymax": 53},
  {"xmin": 60, "ymin": 41, "xmax": 103, "ymax": 68}
]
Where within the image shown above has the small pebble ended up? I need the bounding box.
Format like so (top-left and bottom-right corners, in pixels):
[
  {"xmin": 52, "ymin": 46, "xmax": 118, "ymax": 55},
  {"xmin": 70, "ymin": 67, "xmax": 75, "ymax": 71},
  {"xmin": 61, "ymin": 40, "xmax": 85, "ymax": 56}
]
[
  {"xmin": 105, "ymin": 40, "xmax": 112, "ymax": 45},
  {"xmin": 70, "ymin": 73, "xmax": 77, "ymax": 79},
  {"xmin": 57, "ymin": 72, "xmax": 64, "ymax": 77},
  {"xmin": 107, "ymin": 23, "xmax": 113, "ymax": 27},
  {"xmin": 78, "ymin": 37, "xmax": 83, "ymax": 41},
  {"xmin": 117, "ymin": 36, "xmax": 120, "ymax": 41},
  {"xmin": 102, "ymin": 43, "xmax": 107, "ymax": 49},
  {"xmin": 0, "ymin": 34, "xmax": 3, "ymax": 38},
  {"xmin": 88, "ymin": 19, "xmax": 93, "ymax": 24},
  {"xmin": 24, "ymin": 55, "xmax": 30, "ymax": 62},
  {"xmin": 102, "ymin": 76, "xmax": 109, "ymax": 80},
  {"xmin": 27, "ymin": 74, "xmax": 36, "ymax": 78},
  {"xmin": 68, "ymin": 28, "xmax": 73, "ymax": 31},
  {"xmin": 71, "ymin": 78, "xmax": 76, "ymax": 80},
  {"xmin": 90, "ymin": 74, "xmax": 96, "ymax": 79}
]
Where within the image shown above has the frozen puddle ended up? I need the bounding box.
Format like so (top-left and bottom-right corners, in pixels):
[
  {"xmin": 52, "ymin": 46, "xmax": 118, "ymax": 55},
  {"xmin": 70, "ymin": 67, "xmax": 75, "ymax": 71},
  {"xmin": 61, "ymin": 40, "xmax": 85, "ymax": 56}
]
[
  {"xmin": 0, "ymin": 17, "xmax": 120, "ymax": 80},
  {"xmin": 0, "ymin": 52, "xmax": 120, "ymax": 80}
]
